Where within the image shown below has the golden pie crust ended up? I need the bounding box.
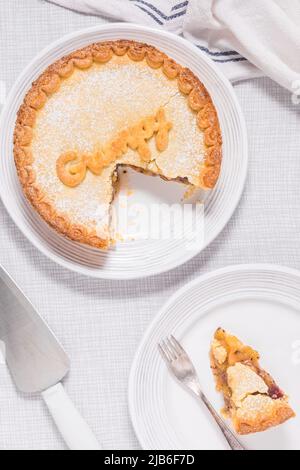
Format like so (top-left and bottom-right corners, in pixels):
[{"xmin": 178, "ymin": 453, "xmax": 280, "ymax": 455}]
[
  {"xmin": 210, "ymin": 328, "xmax": 295, "ymax": 435},
  {"xmin": 14, "ymin": 40, "xmax": 222, "ymax": 249}
]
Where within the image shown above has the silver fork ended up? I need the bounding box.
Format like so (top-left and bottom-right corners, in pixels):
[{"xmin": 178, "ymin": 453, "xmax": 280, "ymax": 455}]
[{"xmin": 158, "ymin": 336, "xmax": 245, "ymax": 451}]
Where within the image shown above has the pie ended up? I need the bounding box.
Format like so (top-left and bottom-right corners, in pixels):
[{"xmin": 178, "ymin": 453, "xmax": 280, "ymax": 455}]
[
  {"xmin": 210, "ymin": 328, "xmax": 295, "ymax": 435},
  {"xmin": 14, "ymin": 40, "xmax": 222, "ymax": 249}
]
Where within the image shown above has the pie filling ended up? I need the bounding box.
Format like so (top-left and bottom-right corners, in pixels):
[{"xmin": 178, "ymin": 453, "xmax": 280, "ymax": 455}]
[
  {"xmin": 210, "ymin": 328, "xmax": 295, "ymax": 435},
  {"xmin": 14, "ymin": 41, "xmax": 222, "ymax": 249}
]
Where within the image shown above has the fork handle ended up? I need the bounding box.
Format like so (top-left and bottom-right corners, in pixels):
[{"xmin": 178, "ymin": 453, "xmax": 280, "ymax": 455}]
[{"xmin": 199, "ymin": 393, "xmax": 245, "ymax": 450}]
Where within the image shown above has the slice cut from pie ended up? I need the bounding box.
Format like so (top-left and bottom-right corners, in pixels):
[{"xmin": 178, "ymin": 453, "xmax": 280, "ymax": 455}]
[
  {"xmin": 14, "ymin": 40, "xmax": 222, "ymax": 249},
  {"xmin": 210, "ymin": 328, "xmax": 295, "ymax": 435}
]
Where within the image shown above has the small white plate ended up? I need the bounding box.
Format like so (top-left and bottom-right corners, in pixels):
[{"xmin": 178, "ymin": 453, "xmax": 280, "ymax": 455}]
[
  {"xmin": 129, "ymin": 265, "xmax": 300, "ymax": 450},
  {"xmin": 0, "ymin": 24, "xmax": 247, "ymax": 279}
]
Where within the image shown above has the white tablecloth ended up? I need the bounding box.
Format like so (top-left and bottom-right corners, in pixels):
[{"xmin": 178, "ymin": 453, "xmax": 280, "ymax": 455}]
[{"xmin": 0, "ymin": 0, "xmax": 300, "ymax": 451}]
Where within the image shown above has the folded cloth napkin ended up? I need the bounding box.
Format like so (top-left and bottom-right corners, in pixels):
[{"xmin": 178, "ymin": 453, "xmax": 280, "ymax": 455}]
[{"xmin": 48, "ymin": 0, "xmax": 300, "ymax": 91}]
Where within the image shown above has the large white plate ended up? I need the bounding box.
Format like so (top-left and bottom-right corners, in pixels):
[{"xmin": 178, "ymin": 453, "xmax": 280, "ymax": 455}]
[
  {"xmin": 0, "ymin": 24, "xmax": 247, "ymax": 279},
  {"xmin": 129, "ymin": 265, "xmax": 300, "ymax": 450}
]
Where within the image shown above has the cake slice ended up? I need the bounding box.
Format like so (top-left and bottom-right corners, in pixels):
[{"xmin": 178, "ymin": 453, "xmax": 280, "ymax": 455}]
[{"xmin": 210, "ymin": 328, "xmax": 295, "ymax": 435}]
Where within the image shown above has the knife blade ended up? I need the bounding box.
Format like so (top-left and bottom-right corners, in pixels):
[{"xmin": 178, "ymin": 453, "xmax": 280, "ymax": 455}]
[{"xmin": 0, "ymin": 264, "xmax": 101, "ymax": 450}]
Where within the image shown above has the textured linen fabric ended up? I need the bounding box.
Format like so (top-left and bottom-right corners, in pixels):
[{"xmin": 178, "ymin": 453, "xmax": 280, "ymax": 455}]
[
  {"xmin": 48, "ymin": 0, "xmax": 300, "ymax": 89},
  {"xmin": 0, "ymin": 0, "xmax": 300, "ymax": 450}
]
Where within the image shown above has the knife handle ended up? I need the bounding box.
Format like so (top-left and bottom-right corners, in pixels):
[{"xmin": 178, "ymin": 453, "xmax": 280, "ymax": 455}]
[{"xmin": 42, "ymin": 383, "xmax": 101, "ymax": 450}]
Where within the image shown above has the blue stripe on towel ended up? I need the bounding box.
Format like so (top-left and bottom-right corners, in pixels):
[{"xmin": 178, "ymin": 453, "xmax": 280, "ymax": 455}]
[
  {"xmin": 132, "ymin": 0, "xmax": 170, "ymax": 19},
  {"xmin": 167, "ymin": 10, "xmax": 187, "ymax": 20},
  {"xmin": 135, "ymin": 5, "xmax": 164, "ymax": 24},
  {"xmin": 133, "ymin": 0, "xmax": 186, "ymax": 20},
  {"xmin": 171, "ymin": 1, "xmax": 189, "ymax": 11},
  {"xmin": 213, "ymin": 57, "xmax": 247, "ymax": 63},
  {"xmin": 197, "ymin": 45, "xmax": 240, "ymax": 57}
]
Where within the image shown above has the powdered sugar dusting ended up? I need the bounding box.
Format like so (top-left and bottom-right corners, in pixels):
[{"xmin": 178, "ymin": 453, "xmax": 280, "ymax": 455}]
[{"xmin": 31, "ymin": 55, "xmax": 205, "ymax": 229}]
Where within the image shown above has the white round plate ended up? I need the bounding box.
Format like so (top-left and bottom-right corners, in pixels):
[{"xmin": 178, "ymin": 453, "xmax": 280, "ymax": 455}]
[
  {"xmin": 0, "ymin": 24, "xmax": 247, "ymax": 279},
  {"xmin": 129, "ymin": 265, "xmax": 300, "ymax": 450}
]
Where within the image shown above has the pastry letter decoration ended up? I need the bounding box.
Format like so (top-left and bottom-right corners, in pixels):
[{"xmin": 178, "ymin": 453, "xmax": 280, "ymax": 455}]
[{"xmin": 56, "ymin": 108, "xmax": 172, "ymax": 188}]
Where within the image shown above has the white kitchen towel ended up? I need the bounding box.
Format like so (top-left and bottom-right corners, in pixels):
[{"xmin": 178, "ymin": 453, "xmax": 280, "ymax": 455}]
[{"xmin": 48, "ymin": 0, "xmax": 300, "ymax": 91}]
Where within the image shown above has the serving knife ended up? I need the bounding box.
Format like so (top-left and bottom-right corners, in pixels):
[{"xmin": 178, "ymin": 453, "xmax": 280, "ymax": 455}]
[{"xmin": 0, "ymin": 263, "xmax": 101, "ymax": 450}]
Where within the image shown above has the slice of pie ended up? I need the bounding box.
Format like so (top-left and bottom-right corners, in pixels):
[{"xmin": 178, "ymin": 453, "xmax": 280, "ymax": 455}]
[
  {"xmin": 210, "ymin": 328, "xmax": 295, "ymax": 435},
  {"xmin": 14, "ymin": 40, "xmax": 222, "ymax": 249}
]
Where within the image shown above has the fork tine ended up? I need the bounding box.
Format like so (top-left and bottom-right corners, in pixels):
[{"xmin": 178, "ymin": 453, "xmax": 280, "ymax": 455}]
[
  {"xmin": 164, "ymin": 338, "xmax": 177, "ymax": 360},
  {"xmin": 158, "ymin": 341, "xmax": 172, "ymax": 363},
  {"xmin": 170, "ymin": 335, "xmax": 186, "ymax": 355},
  {"xmin": 165, "ymin": 337, "xmax": 178, "ymax": 360}
]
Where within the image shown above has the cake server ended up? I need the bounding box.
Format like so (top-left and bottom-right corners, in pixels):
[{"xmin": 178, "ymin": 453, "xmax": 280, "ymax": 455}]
[{"xmin": 0, "ymin": 263, "xmax": 101, "ymax": 450}]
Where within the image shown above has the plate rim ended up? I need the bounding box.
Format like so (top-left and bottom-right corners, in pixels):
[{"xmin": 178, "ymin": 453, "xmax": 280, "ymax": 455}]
[
  {"xmin": 128, "ymin": 263, "xmax": 300, "ymax": 449},
  {"xmin": 0, "ymin": 23, "xmax": 248, "ymax": 280}
]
